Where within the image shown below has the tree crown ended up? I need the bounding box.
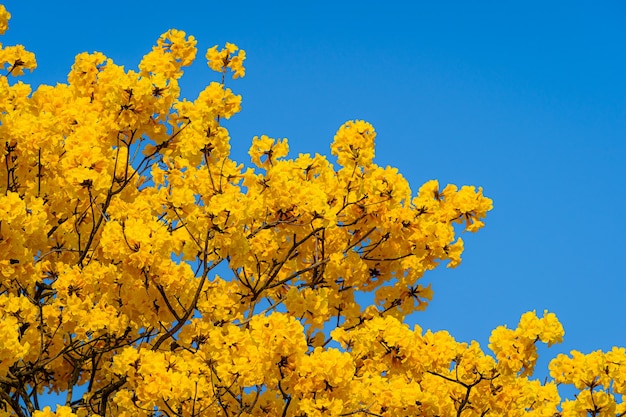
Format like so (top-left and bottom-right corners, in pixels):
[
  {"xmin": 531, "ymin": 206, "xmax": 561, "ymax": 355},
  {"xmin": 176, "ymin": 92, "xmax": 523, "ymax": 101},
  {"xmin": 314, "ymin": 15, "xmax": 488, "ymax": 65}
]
[{"xmin": 0, "ymin": 5, "xmax": 624, "ymax": 417}]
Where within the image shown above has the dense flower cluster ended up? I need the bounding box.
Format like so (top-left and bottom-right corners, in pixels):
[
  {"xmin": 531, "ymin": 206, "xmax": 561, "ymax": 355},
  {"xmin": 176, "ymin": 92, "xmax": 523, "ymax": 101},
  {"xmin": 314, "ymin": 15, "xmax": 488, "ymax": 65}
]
[{"xmin": 0, "ymin": 5, "xmax": 623, "ymax": 417}]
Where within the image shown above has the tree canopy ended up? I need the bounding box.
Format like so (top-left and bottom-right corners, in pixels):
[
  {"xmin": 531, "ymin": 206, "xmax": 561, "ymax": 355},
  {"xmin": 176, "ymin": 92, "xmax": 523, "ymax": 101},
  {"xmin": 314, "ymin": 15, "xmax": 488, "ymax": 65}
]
[{"xmin": 0, "ymin": 5, "xmax": 624, "ymax": 417}]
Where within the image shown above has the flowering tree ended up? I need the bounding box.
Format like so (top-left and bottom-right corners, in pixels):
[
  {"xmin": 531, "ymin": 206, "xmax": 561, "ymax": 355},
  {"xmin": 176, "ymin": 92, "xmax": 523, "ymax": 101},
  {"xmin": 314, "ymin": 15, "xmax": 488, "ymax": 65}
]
[{"xmin": 0, "ymin": 5, "xmax": 624, "ymax": 417}]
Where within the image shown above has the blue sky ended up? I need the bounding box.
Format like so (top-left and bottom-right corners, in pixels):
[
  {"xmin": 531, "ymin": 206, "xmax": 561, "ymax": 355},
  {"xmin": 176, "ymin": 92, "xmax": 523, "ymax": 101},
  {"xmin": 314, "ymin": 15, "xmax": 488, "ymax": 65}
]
[{"xmin": 4, "ymin": 0, "xmax": 625, "ymax": 395}]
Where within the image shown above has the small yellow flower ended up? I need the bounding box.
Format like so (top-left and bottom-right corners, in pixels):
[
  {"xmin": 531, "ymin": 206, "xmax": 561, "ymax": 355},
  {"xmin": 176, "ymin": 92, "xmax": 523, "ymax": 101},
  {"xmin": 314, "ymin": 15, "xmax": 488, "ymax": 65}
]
[
  {"xmin": 0, "ymin": 44, "xmax": 37, "ymax": 76},
  {"xmin": 0, "ymin": 5, "xmax": 10, "ymax": 35},
  {"xmin": 206, "ymin": 43, "xmax": 246, "ymax": 79},
  {"xmin": 331, "ymin": 119, "xmax": 376, "ymax": 168}
]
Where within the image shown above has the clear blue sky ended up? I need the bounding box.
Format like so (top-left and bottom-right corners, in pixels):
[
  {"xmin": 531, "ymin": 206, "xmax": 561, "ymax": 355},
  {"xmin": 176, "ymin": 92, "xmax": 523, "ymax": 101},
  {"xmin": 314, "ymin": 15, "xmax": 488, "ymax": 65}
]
[{"xmin": 4, "ymin": 0, "xmax": 625, "ymax": 394}]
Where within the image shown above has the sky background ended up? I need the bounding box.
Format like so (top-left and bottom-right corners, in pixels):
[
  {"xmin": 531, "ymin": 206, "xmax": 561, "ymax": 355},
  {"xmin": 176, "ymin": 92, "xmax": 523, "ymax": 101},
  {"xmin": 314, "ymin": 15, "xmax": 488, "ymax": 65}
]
[{"xmin": 3, "ymin": 0, "xmax": 625, "ymax": 400}]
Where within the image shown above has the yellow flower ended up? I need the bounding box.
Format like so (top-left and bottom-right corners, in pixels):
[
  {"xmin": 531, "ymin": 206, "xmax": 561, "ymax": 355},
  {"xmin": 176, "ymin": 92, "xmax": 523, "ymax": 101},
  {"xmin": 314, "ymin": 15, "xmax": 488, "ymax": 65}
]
[
  {"xmin": 331, "ymin": 119, "xmax": 376, "ymax": 168},
  {"xmin": 206, "ymin": 43, "xmax": 246, "ymax": 79},
  {"xmin": 0, "ymin": 5, "xmax": 10, "ymax": 35},
  {"xmin": 249, "ymin": 135, "xmax": 289, "ymax": 169},
  {"xmin": 0, "ymin": 44, "xmax": 37, "ymax": 76}
]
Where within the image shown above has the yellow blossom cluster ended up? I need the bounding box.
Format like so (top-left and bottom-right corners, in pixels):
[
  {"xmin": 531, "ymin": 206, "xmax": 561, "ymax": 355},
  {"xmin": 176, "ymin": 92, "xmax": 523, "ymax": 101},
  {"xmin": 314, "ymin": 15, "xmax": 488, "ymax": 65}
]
[
  {"xmin": 206, "ymin": 42, "xmax": 246, "ymax": 79},
  {"xmin": 0, "ymin": 6, "xmax": 35, "ymax": 77},
  {"xmin": 549, "ymin": 347, "xmax": 626, "ymax": 416},
  {"xmin": 489, "ymin": 310, "xmax": 564, "ymax": 377},
  {"xmin": 0, "ymin": 4, "xmax": 624, "ymax": 417}
]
